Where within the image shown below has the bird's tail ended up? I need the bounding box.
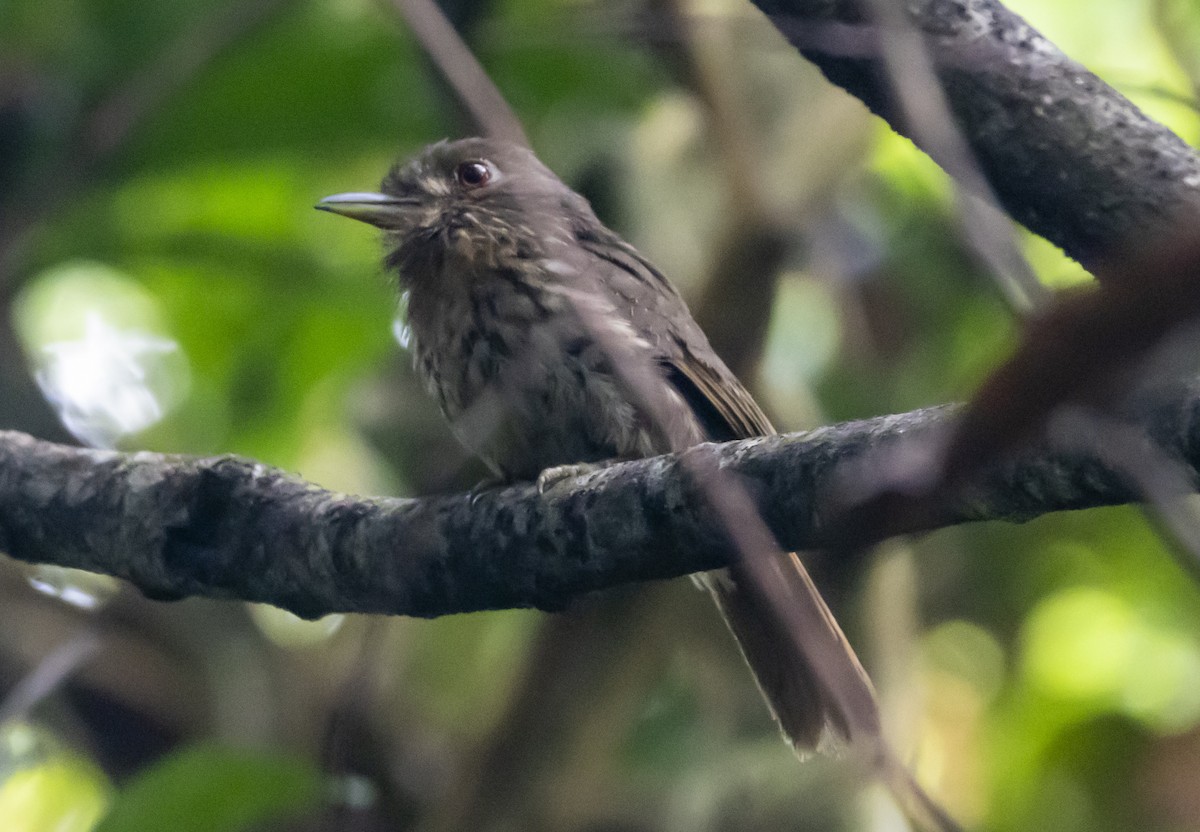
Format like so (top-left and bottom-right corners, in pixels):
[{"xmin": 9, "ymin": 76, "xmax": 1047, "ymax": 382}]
[
  {"xmin": 703, "ymin": 555, "xmax": 962, "ymax": 831},
  {"xmin": 701, "ymin": 553, "xmax": 873, "ymax": 751}
]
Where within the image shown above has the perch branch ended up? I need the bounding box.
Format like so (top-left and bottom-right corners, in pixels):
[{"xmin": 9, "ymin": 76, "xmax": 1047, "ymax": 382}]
[{"xmin": 5, "ymin": 384, "xmax": 1199, "ymax": 619}]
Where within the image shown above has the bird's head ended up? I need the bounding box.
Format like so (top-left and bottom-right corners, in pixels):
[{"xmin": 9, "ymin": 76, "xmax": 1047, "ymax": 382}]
[{"xmin": 317, "ymin": 138, "xmax": 590, "ymax": 281}]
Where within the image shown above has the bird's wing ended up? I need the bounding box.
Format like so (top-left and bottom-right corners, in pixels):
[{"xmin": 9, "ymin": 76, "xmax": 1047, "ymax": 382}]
[
  {"xmin": 574, "ymin": 224, "xmax": 772, "ymax": 440},
  {"xmin": 660, "ymin": 348, "xmax": 774, "ymax": 441}
]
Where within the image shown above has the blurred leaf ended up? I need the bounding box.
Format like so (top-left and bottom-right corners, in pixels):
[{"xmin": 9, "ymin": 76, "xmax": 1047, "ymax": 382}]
[
  {"xmin": 95, "ymin": 744, "xmax": 322, "ymax": 832},
  {"xmin": 0, "ymin": 761, "xmax": 111, "ymax": 832},
  {"xmin": 405, "ymin": 610, "xmax": 541, "ymax": 738},
  {"xmin": 0, "ymin": 723, "xmax": 112, "ymax": 832},
  {"xmin": 622, "ymin": 672, "xmax": 702, "ymax": 776}
]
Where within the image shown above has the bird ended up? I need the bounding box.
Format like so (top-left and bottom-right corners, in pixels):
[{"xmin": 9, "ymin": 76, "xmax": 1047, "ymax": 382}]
[{"xmin": 316, "ymin": 137, "xmax": 873, "ymax": 752}]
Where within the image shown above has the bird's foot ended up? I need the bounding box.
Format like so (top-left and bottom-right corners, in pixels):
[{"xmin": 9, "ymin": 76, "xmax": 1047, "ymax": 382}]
[{"xmin": 536, "ymin": 462, "xmax": 607, "ymax": 494}]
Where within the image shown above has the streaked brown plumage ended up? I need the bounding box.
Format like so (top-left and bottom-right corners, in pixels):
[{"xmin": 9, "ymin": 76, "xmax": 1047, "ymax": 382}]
[{"xmin": 318, "ymin": 137, "xmax": 868, "ymax": 750}]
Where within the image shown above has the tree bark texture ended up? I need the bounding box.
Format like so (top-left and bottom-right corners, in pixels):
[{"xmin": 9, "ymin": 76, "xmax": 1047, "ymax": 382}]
[
  {"xmin": 754, "ymin": 0, "xmax": 1200, "ymax": 267},
  {"xmin": 4, "ymin": 384, "xmax": 1197, "ymax": 619}
]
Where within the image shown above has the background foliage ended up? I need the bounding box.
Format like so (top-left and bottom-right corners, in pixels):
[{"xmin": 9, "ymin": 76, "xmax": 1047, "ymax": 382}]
[{"xmin": 2, "ymin": 0, "xmax": 1200, "ymax": 829}]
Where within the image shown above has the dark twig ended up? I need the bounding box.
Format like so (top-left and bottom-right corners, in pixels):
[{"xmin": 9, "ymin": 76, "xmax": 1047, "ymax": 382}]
[
  {"xmin": 1045, "ymin": 406, "xmax": 1200, "ymax": 582},
  {"xmin": 779, "ymin": 2, "xmax": 1200, "ymax": 559},
  {"xmin": 831, "ymin": 219, "xmax": 1200, "ymax": 547},
  {"xmin": 860, "ymin": 0, "xmax": 1044, "ymax": 310},
  {"xmin": 559, "ymin": 259, "xmax": 954, "ymax": 828},
  {"xmin": 653, "ymin": 0, "xmax": 794, "ymax": 381}
]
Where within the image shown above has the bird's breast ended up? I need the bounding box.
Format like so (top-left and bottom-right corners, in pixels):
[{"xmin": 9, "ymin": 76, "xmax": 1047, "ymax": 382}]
[{"xmin": 406, "ymin": 258, "xmax": 659, "ymax": 479}]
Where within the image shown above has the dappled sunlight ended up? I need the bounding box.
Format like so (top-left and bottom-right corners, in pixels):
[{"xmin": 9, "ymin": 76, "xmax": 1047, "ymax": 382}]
[
  {"xmin": 913, "ymin": 621, "xmax": 1006, "ymax": 825},
  {"xmin": 0, "ymin": 723, "xmax": 111, "ymax": 832},
  {"xmin": 1021, "ymin": 586, "xmax": 1200, "ymax": 732},
  {"xmin": 37, "ymin": 313, "xmax": 182, "ymax": 449},
  {"xmin": 14, "ymin": 262, "xmax": 190, "ymax": 449},
  {"xmin": 22, "ymin": 565, "xmax": 119, "ymax": 612}
]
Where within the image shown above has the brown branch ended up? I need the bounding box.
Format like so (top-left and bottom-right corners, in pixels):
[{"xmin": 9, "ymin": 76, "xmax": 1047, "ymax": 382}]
[
  {"xmin": 941, "ymin": 217, "xmax": 1200, "ymax": 488},
  {"xmin": 745, "ymin": 0, "xmax": 1200, "ymax": 554}
]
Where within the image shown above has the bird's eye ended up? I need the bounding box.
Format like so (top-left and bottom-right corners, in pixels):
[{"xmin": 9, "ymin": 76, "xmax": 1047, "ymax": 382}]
[{"xmin": 455, "ymin": 160, "xmax": 492, "ymax": 189}]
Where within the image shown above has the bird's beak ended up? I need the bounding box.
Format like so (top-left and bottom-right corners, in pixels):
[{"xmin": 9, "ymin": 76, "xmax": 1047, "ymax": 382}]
[{"xmin": 315, "ymin": 192, "xmax": 413, "ymax": 228}]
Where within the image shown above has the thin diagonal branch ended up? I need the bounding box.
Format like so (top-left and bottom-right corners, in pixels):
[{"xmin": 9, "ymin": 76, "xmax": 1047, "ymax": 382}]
[
  {"xmin": 860, "ymin": 0, "xmax": 1044, "ymax": 310},
  {"xmin": 387, "ymin": 0, "xmax": 530, "ymax": 146}
]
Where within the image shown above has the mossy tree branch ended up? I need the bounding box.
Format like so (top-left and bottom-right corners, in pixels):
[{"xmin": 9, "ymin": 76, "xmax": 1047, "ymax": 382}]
[{"xmin": 5, "ymin": 385, "xmax": 1197, "ymax": 618}]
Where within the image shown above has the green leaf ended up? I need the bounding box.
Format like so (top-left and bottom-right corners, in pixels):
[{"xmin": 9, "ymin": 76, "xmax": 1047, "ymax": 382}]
[
  {"xmin": 0, "ymin": 722, "xmax": 112, "ymax": 832},
  {"xmin": 96, "ymin": 744, "xmax": 322, "ymax": 832}
]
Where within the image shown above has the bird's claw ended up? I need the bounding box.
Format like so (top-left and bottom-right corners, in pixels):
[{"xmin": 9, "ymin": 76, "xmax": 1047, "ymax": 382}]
[
  {"xmin": 535, "ymin": 462, "xmax": 604, "ymax": 494},
  {"xmin": 468, "ymin": 476, "xmax": 506, "ymax": 505}
]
